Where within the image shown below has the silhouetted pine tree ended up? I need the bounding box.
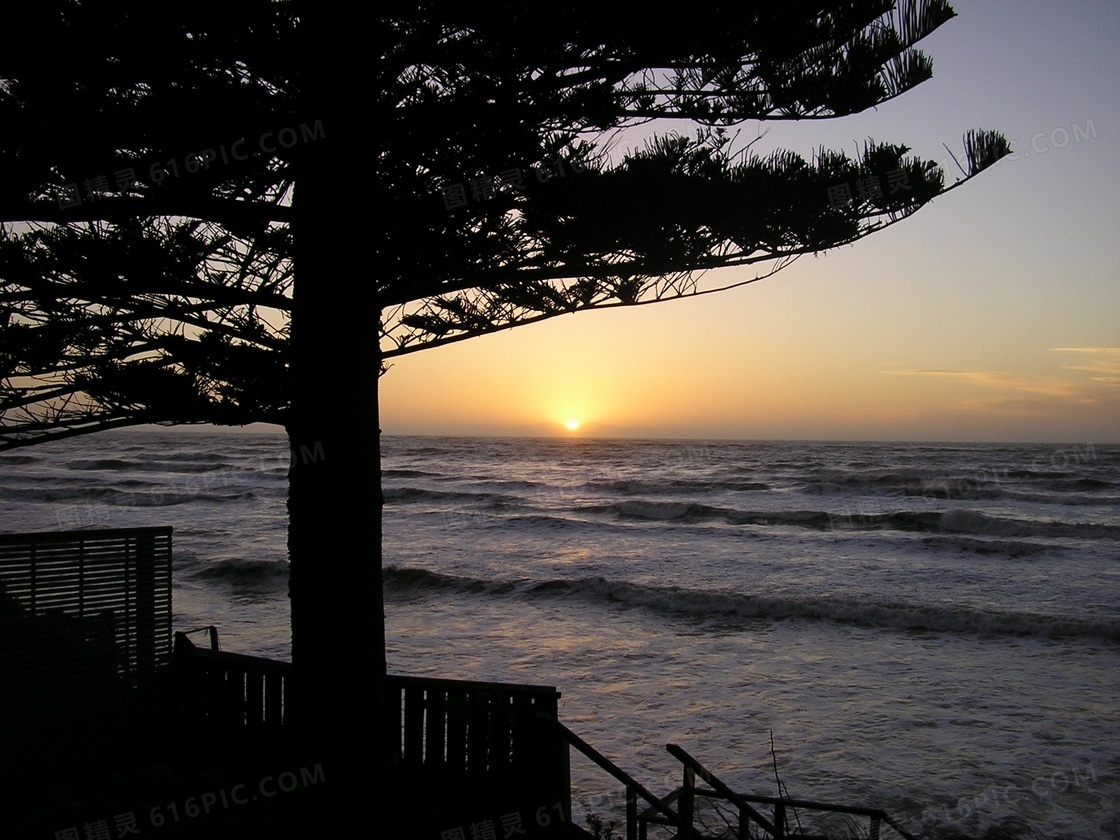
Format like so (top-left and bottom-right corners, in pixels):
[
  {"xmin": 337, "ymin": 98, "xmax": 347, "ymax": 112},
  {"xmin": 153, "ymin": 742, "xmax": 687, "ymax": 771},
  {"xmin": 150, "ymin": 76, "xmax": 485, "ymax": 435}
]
[{"xmin": 0, "ymin": 1, "xmax": 1009, "ymax": 826}]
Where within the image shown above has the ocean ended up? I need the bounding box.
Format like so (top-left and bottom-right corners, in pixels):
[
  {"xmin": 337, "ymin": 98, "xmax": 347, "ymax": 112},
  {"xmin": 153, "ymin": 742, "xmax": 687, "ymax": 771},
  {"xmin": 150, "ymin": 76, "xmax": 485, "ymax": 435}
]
[{"xmin": 0, "ymin": 429, "xmax": 1116, "ymax": 839}]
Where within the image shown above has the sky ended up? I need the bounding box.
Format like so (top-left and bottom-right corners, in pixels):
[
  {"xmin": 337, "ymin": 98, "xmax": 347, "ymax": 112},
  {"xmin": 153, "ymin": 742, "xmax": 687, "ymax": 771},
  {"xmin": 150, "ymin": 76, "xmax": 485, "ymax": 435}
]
[{"xmin": 379, "ymin": 1, "xmax": 1120, "ymax": 444}]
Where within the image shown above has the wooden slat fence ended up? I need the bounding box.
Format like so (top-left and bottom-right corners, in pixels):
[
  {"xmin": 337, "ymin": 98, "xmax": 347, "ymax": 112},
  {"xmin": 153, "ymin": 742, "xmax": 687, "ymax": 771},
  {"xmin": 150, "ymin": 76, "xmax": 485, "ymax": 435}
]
[
  {"xmin": 0, "ymin": 527, "xmax": 173, "ymax": 775},
  {"xmin": 0, "ymin": 526, "xmax": 173, "ymax": 683}
]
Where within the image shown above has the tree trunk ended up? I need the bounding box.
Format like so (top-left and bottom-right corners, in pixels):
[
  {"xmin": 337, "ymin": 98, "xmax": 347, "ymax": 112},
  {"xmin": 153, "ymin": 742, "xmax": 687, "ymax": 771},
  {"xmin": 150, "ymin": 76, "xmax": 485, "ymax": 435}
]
[{"xmin": 286, "ymin": 1, "xmax": 386, "ymax": 824}]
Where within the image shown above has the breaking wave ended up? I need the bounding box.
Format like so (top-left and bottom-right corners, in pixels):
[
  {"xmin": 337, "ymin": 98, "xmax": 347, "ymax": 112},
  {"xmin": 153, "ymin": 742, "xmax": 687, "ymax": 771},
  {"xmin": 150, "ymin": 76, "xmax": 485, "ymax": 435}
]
[{"xmin": 383, "ymin": 567, "xmax": 1120, "ymax": 643}]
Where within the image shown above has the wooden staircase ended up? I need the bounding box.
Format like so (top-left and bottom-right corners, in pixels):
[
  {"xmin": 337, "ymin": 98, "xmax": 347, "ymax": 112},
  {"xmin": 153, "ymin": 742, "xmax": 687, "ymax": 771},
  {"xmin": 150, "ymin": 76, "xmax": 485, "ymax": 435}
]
[{"xmin": 540, "ymin": 716, "xmax": 918, "ymax": 840}]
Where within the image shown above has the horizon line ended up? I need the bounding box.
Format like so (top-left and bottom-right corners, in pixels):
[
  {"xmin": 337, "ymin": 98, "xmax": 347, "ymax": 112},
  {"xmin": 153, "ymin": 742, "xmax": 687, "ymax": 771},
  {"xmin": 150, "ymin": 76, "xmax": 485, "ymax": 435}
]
[{"xmin": 120, "ymin": 424, "xmax": 1118, "ymax": 448}]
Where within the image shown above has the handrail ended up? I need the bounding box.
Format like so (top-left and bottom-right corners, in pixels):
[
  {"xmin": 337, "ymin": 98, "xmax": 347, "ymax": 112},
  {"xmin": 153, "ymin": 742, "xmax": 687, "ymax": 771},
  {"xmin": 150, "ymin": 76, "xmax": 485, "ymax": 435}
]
[
  {"xmin": 390, "ymin": 671, "xmax": 562, "ymax": 698},
  {"xmin": 879, "ymin": 812, "xmax": 919, "ymax": 840},
  {"xmin": 176, "ymin": 625, "xmax": 220, "ymax": 651},
  {"xmin": 537, "ymin": 712, "xmax": 680, "ymax": 834},
  {"xmin": 665, "ymin": 743, "xmax": 918, "ymax": 840},
  {"xmin": 690, "ymin": 790, "xmax": 918, "ymax": 840},
  {"xmin": 173, "ymin": 637, "xmax": 293, "ymax": 672},
  {"xmin": 667, "ymin": 743, "xmax": 777, "ymax": 837}
]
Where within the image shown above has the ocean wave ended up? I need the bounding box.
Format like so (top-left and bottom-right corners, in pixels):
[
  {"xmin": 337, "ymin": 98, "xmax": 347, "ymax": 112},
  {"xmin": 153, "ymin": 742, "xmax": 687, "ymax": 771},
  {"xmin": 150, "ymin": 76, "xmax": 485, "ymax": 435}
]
[
  {"xmin": 65, "ymin": 457, "xmax": 235, "ymax": 474},
  {"xmin": 820, "ymin": 507, "xmax": 1119, "ymax": 540},
  {"xmin": 1002, "ymin": 489, "xmax": 1120, "ymax": 506},
  {"xmin": 192, "ymin": 557, "xmax": 289, "ymax": 581},
  {"xmin": 1064, "ymin": 477, "xmax": 1116, "ymax": 490},
  {"xmin": 576, "ymin": 498, "xmax": 1118, "ymax": 541},
  {"xmin": 10, "ymin": 485, "xmax": 255, "ymax": 507},
  {"xmin": 0, "ymin": 455, "xmax": 39, "ymax": 466},
  {"xmin": 581, "ymin": 500, "xmax": 933, "ymax": 532},
  {"xmin": 729, "ymin": 509, "xmax": 849, "ymax": 529},
  {"xmin": 807, "ymin": 474, "xmax": 1010, "ymax": 502},
  {"xmin": 387, "ymin": 565, "xmax": 518, "ymax": 596},
  {"xmin": 384, "ymin": 486, "xmax": 520, "ymax": 507},
  {"xmin": 383, "ymin": 567, "xmax": 1120, "ymax": 642},
  {"xmin": 900, "ymin": 481, "xmax": 1003, "ymax": 500},
  {"xmin": 13, "ymin": 486, "xmax": 122, "ymax": 504},
  {"xmin": 611, "ymin": 500, "xmax": 727, "ymax": 522},
  {"xmin": 118, "ymin": 488, "xmax": 255, "ymax": 506},
  {"xmin": 937, "ymin": 508, "xmax": 1120, "ymax": 539},
  {"xmin": 918, "ymin": 535, "xmax": 1054, "ymax": 558},
  {"xmin": 502, "ymin": 514, "xmax": 604, "ymax": 530},
  {"xmin": 386, "ymin": 444, "xmax": 459, "ymax": 457},
  {"xmin": 383, "ymin": 468, "xmax": 442, "ymax": 479},
  {"xmin": 66, "ymin": 458, "xmax": 144, "ymax": 471},
  {"xmin": 166, "ymin": 450, "xmax": 238, "ymax": 463},
  {"xmin": 587, "ymin": 478, "xmax": 770, "ymax": 496},
  {"xmin": 802, "ymin": 470, "xmax": 1119, "ymax": 503}
]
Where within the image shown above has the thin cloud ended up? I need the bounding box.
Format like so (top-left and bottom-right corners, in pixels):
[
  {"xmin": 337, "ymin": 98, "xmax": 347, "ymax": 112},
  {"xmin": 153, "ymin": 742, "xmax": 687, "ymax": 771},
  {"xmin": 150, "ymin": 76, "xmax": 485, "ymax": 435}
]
[
  {"xmin": 1050, "ymin": 347, "xmax": 1120, "ymax": 353},
  {"xmin": 948, "ymin": 395, "xmax": 1099, "ymax": 416},
  {"xmin": 881, "ymin": 369, "xmax": 1080, "ymax": 397},
  {"xmin": 1051, "ymin": 347, "xmax": 1120, "ymax": 382}
]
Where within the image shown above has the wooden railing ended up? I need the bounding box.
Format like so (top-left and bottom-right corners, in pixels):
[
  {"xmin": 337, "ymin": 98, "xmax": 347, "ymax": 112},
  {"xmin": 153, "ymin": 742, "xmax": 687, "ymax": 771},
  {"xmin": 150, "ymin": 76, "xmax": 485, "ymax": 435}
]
[
  {"xmin": 538, "ymin": 714, "xmax": 680, "ymax": 840},
  {"xmin": 170, "ymin": 631, "xmax": 290, "ymax": 738},
  {"xmin": 388, "ymin": 672, "xmax": 562, "ymax": 777},
  {"xmin": 171, "ymin": 637, "xmax": 567, "ymax": 782},
  {"xmin": 170, "ymin": 640, "xmax": 574, "ymax": 831},
  {"xmin": 523, "ymin": 721, "xmax": 920, "ymax": 840},
  {"xmin": 644, "ymin": 744, "xmax": 918, "ymax": 840}
]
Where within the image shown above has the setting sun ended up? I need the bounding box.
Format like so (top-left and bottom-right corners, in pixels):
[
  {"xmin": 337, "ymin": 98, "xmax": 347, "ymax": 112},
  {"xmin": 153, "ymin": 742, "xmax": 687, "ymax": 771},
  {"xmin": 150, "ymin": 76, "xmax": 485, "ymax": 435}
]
[{"xmin": 565, "ymin": 419, "xmax": 580, "ymax": 431}]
